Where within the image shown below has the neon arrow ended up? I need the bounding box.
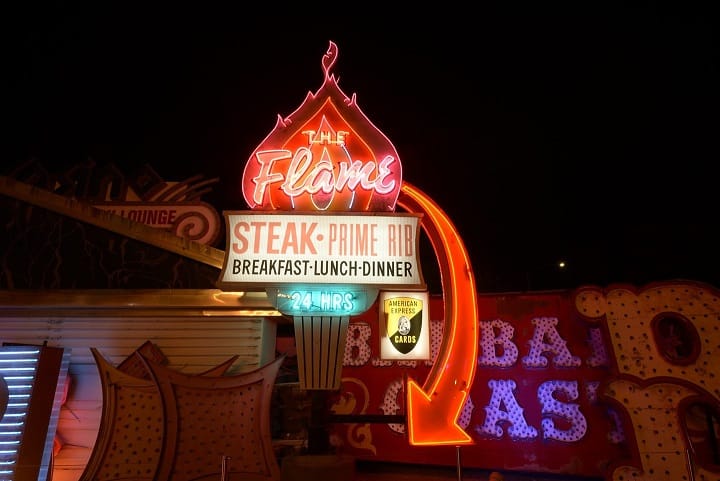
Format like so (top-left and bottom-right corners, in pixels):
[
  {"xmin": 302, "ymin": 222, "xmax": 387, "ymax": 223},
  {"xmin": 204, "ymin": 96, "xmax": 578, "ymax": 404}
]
[{"xmin": 397, "ymin": 182, "xmax": 479, "ymax": 445}]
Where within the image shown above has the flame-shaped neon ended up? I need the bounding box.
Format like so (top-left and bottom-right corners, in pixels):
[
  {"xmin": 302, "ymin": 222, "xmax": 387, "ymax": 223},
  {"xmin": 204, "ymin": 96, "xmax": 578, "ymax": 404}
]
[
  {"xmin": 398, "ymin": 182, "xmax": 479, "ymax": 446},
  {"xmin": 322, "ymin": 41, "xmax": 339, "ymax": 80},
  {"xmin": 241, "ymin": 41, "xmax": 402, "ymax": 212}
]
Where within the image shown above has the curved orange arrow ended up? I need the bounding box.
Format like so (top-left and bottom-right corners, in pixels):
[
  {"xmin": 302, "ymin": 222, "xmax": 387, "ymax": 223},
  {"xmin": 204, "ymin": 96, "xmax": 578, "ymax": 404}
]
[{"xmin": 397, "ymin": 182, "xmax": 479, "ymax": 446}]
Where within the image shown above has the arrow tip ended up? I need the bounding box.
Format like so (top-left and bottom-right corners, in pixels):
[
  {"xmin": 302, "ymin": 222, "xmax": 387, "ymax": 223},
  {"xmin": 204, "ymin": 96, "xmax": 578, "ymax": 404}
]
[{"xmin": 406, "ymin": 380, "xmax": 473, "ymax": 446}]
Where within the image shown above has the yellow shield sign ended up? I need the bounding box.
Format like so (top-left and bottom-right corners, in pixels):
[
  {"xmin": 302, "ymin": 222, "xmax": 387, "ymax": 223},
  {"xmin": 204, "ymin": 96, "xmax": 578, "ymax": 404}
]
[{"xmin": 384, "ymin": 296, "xmax": 423, "ymax": 355}]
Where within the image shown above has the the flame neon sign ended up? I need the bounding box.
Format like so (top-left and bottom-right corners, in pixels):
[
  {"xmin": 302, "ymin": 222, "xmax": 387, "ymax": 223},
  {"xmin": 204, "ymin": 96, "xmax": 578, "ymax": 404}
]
[
  {"xmin": 242, "ymin": 41, "xmax": 402, "ymax": 213},
  {"xmin": 235, "ymin": 41, "xmax": 478, "ymax": 444}
]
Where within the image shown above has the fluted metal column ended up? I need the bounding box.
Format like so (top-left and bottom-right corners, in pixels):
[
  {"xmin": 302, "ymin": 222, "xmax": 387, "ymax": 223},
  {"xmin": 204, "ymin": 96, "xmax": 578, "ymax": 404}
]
[{"xmin": 293, "ymin": 316, "xmax": 349, "ymax": 390}]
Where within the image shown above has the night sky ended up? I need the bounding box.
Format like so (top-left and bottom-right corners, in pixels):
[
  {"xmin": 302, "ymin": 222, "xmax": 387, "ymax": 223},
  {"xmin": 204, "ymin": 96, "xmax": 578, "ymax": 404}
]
[{"xmin": 5, "ymin": 5, "xmax": 718, "ymax": 293}]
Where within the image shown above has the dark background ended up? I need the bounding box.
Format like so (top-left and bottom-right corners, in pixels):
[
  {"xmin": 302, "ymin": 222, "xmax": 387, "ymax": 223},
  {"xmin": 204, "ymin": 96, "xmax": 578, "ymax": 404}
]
[{"xmin": 5, "ymin": 4, "xmax": 718, "ymax": 293}]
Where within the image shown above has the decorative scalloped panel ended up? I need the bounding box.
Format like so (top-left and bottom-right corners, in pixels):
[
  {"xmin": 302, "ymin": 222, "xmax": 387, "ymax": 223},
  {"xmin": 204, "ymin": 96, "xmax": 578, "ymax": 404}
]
[
  {"xmin": 80, "ymin": 347, "xmax": 163, "ymax": 481},
  {"xmin": 80, "ymin": 343, "xmax": 283, "ymax": 481},
  {"xmin": 141, "ymin": 353, "xmax": 284, "ymax": 481}
]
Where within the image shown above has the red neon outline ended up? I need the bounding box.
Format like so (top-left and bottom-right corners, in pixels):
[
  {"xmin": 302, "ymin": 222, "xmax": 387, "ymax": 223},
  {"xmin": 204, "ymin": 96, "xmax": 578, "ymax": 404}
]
[
  {"xmin": 398, "ymin": 182, "xmax": 479, "ymax": 446},
  {"xmin": 242, "ymin": 41, "xmax": 402, "ymax": 212}
]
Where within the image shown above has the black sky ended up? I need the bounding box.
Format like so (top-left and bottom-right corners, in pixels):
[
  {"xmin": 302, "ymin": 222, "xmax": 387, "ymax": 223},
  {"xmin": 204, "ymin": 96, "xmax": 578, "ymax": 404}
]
[{"xmin": 5, "ymin": 4, "xmax": 719, "ymax": 293}]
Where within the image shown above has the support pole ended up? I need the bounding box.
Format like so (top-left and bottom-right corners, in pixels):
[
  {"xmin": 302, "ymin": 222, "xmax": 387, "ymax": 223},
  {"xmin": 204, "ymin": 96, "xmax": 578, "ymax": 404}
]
[{"xmin": 456, "ymin": 446, "xmax": 463, "ymax": 481}]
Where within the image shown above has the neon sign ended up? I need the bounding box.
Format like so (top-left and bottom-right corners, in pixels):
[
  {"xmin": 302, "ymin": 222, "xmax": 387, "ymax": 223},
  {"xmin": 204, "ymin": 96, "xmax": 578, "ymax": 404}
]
[
  {"xmin": 241, "ymin": 41, "xmax": 403, "ymax": 213},
  {"xmin": 291, "ymin": 290, "xmax": 354, "ymax": 312},
  {"xmin": 398, "ymin": 182, "xmax": 479, "ymax": 446},
  {"xmin": 230, "ymin": 41, "xmax": 480, "ymax": 411},
  {"xmin": 267, "ymin": 285, "xmax": 378, "ymax": 317}
]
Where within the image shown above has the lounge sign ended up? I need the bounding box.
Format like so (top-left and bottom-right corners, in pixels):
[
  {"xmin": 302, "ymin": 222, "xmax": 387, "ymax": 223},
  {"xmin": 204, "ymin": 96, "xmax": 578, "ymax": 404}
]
[{"xmin": 217, "ymin": 212, "xmax": 424, "ymax": 289}]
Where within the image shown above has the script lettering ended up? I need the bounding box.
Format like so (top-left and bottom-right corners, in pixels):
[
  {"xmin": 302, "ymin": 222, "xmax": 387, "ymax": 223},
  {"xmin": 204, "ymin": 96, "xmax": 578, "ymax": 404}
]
[{"xmin": 250, "ymin": 147, "xmax": 397, "ymax": 206}]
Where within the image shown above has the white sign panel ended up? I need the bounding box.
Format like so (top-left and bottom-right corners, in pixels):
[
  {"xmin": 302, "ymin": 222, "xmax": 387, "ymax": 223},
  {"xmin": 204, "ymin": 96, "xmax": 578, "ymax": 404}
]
[{"xmin": 218, "ymin": 212, "xmax": 425, "ymax": 289}]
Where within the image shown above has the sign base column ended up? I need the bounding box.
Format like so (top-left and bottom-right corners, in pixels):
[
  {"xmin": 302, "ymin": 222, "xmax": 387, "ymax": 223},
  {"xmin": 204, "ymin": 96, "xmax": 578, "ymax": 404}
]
[{"xmin": 293, "ymin": 315, "xmax": 349, "ymax": 391}]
